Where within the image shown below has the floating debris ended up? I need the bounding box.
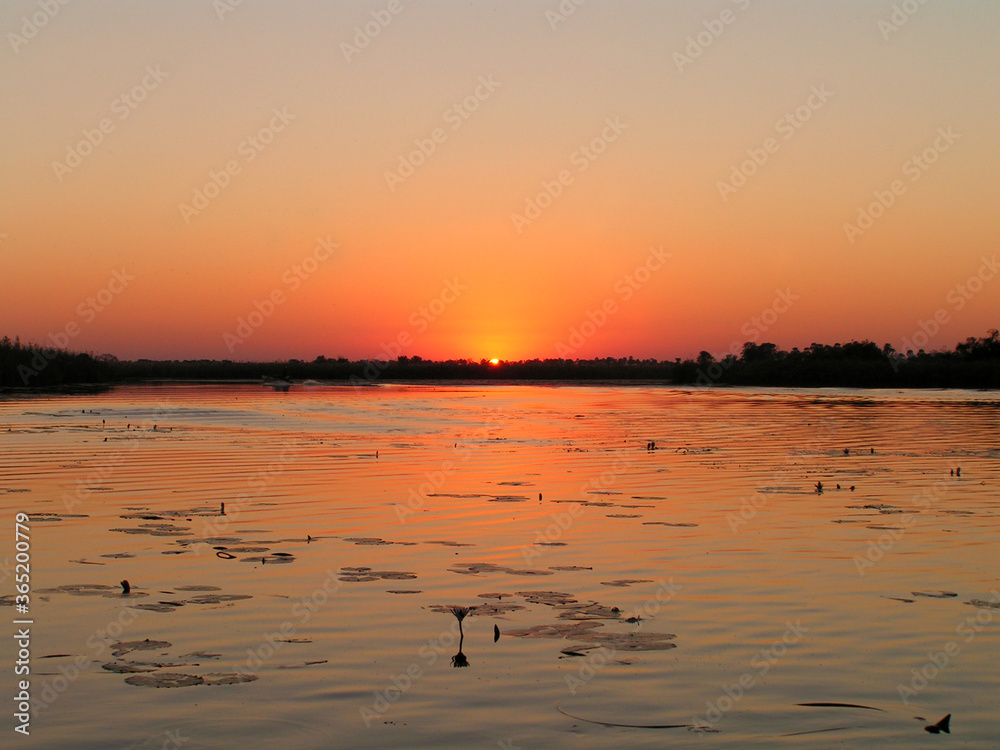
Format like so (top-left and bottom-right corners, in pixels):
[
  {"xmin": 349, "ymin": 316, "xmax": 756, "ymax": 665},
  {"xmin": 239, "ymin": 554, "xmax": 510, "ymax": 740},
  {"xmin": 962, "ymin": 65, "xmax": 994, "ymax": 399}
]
[
  {"xmin": 642, "ymin": 522, "xmax": 698, "ymax": 527},
  {"xmin": 912, "ymin": 591, "xmax": 958, "ymax": 599},
  {"xmin": 386, "ymin": 590, "xmax": 422, "ymax": 595}
]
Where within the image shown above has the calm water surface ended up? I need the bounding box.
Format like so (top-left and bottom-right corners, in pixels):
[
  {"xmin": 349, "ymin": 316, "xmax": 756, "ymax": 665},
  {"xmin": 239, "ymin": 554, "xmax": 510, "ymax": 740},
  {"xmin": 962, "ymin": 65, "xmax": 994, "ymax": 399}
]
[{"xmin": 1, "ymin": 384, "xmax": 998, "ymax": 748}]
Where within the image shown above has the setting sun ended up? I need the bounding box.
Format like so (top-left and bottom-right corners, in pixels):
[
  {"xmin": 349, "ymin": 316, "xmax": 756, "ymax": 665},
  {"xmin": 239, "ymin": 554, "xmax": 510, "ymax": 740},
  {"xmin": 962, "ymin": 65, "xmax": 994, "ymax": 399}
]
[{"xmin": 489, "ymin": 358, "xmax": 500, "ymax": 365}]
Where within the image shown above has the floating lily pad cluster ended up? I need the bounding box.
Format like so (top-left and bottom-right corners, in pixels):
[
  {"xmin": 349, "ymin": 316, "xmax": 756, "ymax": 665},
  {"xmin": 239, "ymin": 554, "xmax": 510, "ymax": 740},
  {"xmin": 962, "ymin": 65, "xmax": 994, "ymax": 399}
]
[
  {"xmin": 428, "ymin": 588, "xmax": 678, "ymax": 657},
  {"xmin": 96, "ymin": 638, "xmax": 258, "ymax": 689},
  {"xmin": 337, "ymin": 566, "xmax": 418, "ymax": 583}
]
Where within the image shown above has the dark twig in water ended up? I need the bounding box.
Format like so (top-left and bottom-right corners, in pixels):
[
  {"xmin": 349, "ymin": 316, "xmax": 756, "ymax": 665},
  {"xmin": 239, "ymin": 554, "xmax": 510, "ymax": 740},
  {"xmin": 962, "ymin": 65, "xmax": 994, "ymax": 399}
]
[
  {"xmin": 797, "ymin": 702, "xmax": 884, "ymax": 711},
  {"xmin": 555, "ymin": 702, "xmax": 690, "ymax": 729}
]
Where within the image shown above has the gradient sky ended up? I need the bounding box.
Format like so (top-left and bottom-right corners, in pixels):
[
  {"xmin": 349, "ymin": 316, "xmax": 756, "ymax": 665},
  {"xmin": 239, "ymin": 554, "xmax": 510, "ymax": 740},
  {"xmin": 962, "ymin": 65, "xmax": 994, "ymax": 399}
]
[{"xmin": 2, "ymin": 0, "xmax": 998, "ymax": 362}]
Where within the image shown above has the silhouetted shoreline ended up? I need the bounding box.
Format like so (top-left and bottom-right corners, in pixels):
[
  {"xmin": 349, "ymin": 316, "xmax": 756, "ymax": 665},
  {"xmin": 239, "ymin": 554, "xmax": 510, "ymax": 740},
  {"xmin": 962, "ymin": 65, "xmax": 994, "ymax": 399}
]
[{"xmin": 2, "ymin": 331, "xmax": 998, "ymax": 390}]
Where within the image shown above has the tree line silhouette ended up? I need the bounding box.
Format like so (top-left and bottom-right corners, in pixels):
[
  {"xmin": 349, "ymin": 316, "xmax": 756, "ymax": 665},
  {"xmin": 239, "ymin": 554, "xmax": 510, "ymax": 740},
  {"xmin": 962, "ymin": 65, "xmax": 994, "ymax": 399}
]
[{"xmin": 2, "ymin": 330, "xmax": 998, "ymax": 389}]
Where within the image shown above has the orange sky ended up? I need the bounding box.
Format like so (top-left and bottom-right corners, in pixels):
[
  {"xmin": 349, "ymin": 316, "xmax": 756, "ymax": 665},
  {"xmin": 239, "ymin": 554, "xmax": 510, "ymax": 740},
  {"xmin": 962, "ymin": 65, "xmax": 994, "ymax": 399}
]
[{"xmin": 2, "ymin": 1, "xmax": 998, "ymax": 361}]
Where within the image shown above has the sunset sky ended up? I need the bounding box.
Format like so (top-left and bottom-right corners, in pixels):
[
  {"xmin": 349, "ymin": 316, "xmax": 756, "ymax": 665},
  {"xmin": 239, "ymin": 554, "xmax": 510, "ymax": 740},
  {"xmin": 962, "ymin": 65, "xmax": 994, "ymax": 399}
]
[{"xmin": 2, "ymin": 0, "xmax": 998, "ymax": 362}]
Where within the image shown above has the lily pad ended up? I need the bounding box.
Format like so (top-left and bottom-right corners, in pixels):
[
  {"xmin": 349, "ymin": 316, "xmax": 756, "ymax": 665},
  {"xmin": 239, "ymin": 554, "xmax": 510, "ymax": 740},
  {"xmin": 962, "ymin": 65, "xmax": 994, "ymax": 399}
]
[
  {"xmin": 344, "ymin": 537, "xmax": 395, "ymax": 546},
  {"xmin": 132, "ymin": 603, "xmax": 180, "ymax": 613},
  {"xmin": 112, "ymin": 639, "xmax": 172, "ymax": 657},
  {"xmin": 516, "ymin": 591, "xmax": 577, "ymax": 606},
  {"xmin": 601, "ymin": 579, "xmax": 654, "ymax": 588},
  {"xmin": 505, "ymin": 621, "xmax": 603, "ymax": 639},
  {"xmin": 580, "ymin": 631, "xmax": 677, "ymax": 651},
  {"xmin": 102, "ymin": 662, "xmax": 159, "ymax": 673},
  {"xmin": 449, "ymin": 562, "xmax": 553, "ymax": 577},
  {"xmin": 338, "ymin": 567, "xmax": 417, "ymax": 583},
  {"xmin": 967, "ymin": 598, "xmax": 1000, "ymax": 609},
  {"xmin": 184, "ymin": 594, "xmax": 252, "ymax": 605},
  {"xmin": 125, "ymin": 673, "xmax": 204, "ymax": 688},
  {"xmin": 201, "ymin": 672, "xmax": 259, "ymax": 685}
]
